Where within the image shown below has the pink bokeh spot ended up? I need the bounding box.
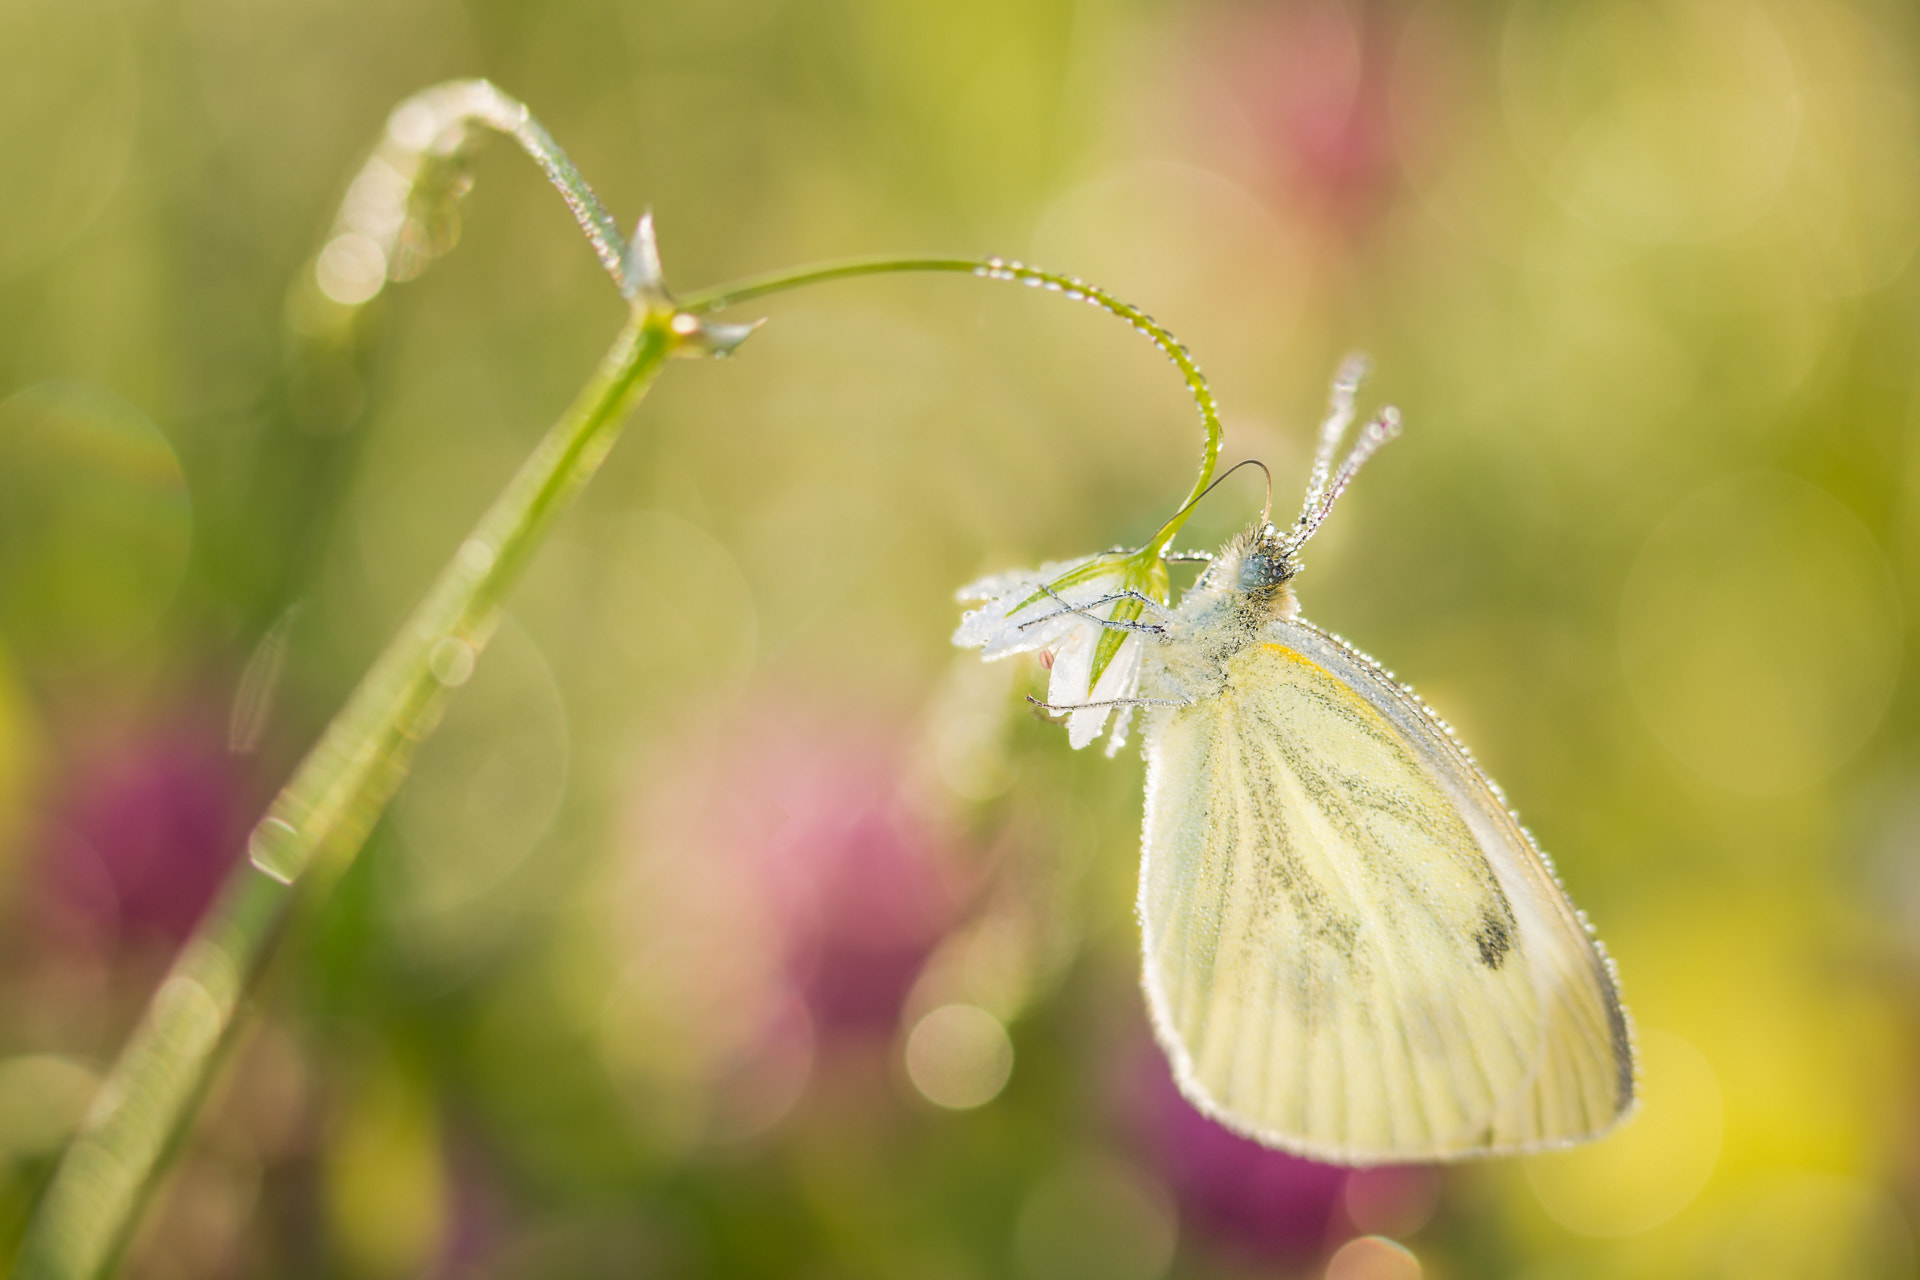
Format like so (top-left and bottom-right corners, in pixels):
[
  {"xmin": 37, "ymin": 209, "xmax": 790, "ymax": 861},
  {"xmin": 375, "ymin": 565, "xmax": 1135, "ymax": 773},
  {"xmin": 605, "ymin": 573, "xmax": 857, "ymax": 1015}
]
[
  {"xmin": 638, "ymin": 703, "xmax": 961, "ymax": 1038},
  {"xmin": 1196, "ymin": 0, "xmax": 1404, "ymax": 230},
  {"xmin": 31, "ymin": 707, "xmax": 252, "ymax": 954},
  {"xmin": 1124, "ymin": 1036, "xmax": 1442, "ymax": 1260},
  {"xmin": 1127, "ymin": 1041, "xmax": 1349, "ymax": 1264}
]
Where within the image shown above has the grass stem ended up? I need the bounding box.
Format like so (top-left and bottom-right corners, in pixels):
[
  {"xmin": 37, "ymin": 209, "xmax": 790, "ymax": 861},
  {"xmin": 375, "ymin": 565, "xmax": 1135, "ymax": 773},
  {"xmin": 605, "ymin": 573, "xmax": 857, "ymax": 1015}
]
[{"xmin": 13, "ymin": 309, "xmax": 676, "ymax": 1280}]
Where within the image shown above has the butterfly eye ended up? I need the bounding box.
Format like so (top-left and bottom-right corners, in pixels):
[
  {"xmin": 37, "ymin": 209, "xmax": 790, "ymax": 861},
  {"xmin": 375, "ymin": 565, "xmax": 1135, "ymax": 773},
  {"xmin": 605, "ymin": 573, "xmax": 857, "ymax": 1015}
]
[{"xmin": 1237, "ymin": 548, "xmax": 1294, "ymax": 593}]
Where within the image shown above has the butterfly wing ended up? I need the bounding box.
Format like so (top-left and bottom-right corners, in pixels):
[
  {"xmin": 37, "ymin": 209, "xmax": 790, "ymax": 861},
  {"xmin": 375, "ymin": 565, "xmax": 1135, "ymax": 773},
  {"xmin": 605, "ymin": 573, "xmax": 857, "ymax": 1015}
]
[{"xmin": 1139, "ymin": 619, "xmax": 1633, "ymax": 1162}]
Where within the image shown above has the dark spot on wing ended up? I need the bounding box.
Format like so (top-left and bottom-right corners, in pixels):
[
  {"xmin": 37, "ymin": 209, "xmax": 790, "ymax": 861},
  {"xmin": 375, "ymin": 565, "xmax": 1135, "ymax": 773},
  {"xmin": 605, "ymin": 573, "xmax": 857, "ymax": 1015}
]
[{"xmin": 1473, "ymin": 912, "xmax": 1513, "ymax": 969}]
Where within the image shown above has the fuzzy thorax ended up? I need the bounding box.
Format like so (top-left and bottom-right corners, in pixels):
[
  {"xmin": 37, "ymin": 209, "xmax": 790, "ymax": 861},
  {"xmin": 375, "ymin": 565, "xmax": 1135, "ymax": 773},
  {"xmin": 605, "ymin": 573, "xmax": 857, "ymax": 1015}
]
[
  {"xmin": 1143, "ymin": 525, "xmax": 1303, "ymax": 707},
  {"xmin": 1193, "ymin": 523, "xmax": 1303, "ymax": 628}
]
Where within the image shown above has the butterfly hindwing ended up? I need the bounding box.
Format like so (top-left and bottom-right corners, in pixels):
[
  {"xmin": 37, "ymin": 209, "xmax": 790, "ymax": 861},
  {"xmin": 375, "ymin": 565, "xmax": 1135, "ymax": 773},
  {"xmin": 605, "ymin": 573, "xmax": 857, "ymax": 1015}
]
[{"xmin": 1139, "ymin": 620, "xmax": 1632, "ymax": 1162}]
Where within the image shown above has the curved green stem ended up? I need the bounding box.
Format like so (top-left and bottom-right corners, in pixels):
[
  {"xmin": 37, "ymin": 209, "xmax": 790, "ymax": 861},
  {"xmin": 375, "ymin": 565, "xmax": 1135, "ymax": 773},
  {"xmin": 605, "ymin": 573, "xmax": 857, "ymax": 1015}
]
[{"xmin": 681, "ymin": 255, "xmax": 1223, "ymax": 553}]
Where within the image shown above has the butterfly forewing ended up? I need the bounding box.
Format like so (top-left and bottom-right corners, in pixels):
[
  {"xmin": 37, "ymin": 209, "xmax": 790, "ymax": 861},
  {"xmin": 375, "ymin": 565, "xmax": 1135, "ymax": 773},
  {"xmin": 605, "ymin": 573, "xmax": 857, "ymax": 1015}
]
[{"xmin": 1139, "ymin": 620, "xmax": 1632, "ymax": 1162}]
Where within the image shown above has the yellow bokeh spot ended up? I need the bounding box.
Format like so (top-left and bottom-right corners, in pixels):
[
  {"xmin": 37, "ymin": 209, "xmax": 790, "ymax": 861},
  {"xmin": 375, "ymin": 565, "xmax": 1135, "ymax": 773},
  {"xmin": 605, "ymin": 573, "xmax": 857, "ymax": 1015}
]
[
  {"xmin": 323, "ymin": 1064, "xmax": 447, "ymax": 1277},
  {"xmin": 1619, "ymin": 473, "xmax": 1899, "ymax": 795},
  {"xmin": 1524, "ymin": 1028, "xmax": 1722, "ymax": 1236}
]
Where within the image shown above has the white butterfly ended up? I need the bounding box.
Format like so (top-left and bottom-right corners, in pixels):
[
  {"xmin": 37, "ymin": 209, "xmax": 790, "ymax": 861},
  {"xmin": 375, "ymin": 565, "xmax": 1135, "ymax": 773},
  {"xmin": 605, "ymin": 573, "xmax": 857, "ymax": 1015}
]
[{"xmin": 957, "ymin": 361, "xmax": 1634, "ymax": 1163}]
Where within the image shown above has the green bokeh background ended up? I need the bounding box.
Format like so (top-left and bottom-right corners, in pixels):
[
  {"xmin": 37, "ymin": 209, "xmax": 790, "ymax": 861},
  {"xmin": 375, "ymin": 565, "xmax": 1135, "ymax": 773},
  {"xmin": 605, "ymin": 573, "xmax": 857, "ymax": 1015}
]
[{"xmin": 3, "ymin": 0, "xmax": 1919, "ymax": 1276}]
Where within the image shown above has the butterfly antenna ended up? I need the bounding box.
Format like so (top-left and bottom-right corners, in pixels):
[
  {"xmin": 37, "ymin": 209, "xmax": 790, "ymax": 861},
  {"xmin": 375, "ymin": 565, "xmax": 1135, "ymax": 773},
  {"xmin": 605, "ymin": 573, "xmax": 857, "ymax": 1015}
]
[
  {"xmin": 1301, "ymin": 354, "xmax": 1367, "ymax": 514},
  {"xmin": 1165, "ymin": 457, "xmax": 1274, "ymax": 539},
  {"xmin": 1279, "ymin": 357, "xmax": 1400, "ymax": 556}
]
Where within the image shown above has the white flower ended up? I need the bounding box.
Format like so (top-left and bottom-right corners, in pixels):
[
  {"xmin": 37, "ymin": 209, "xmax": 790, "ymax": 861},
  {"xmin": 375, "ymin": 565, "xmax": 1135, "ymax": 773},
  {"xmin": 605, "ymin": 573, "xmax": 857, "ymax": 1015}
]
[{"xmin": 954, "ymin": 552, "xmax": 1155, "ymax": 754}]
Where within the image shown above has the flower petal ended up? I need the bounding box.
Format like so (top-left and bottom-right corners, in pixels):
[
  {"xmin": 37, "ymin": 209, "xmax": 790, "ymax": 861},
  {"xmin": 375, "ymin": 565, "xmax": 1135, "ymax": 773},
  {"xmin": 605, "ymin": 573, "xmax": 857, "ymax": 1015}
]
[
  {"xmin": 1067, "ymin": 631, "xmax": 1143, "ymax": 749},
  {"xmin": 953, "ymin": 550, "xmax": 1152, "ymax": 750}
]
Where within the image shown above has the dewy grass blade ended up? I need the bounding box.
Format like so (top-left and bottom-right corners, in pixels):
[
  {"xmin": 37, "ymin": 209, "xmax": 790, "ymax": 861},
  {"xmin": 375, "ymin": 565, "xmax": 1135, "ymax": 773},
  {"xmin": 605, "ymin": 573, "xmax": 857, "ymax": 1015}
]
[
  {"xmin": 13, "ymin": 308, "xmax": 677, "ymax": 1280},
  {"xmin": 16, "ymin": 77, "xmax": 1225, "ymax": 1280},
  {"xmin": 12, "ymin": 80, "xmax": 678, "ymax": 1280}
]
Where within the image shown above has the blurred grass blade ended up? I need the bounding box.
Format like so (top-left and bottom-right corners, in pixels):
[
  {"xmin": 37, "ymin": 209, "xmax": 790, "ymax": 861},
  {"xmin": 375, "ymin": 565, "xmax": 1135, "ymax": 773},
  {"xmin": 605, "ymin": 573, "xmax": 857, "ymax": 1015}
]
[
  {"xmin": 13, "ymin": 77, "xmax": 681, "ymax": 1280},
  {"xmin": 13, "ymin": 309, "xmax": 675, "ymax": 1280}
]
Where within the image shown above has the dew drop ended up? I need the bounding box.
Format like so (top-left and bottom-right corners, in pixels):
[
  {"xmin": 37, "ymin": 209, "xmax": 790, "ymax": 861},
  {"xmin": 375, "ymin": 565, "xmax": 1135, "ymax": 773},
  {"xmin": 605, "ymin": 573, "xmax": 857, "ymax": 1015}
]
[
  {"xmin": 248, "ymin": 815, "xmax": 303, "ymax": 884},
  {"xmin": 457, "ymin": 538, "xmax": 496, "ymax": 576},
  {"xmin": 387, "ymin": 99, "xmax": 439, "ymax": 151},
  {"xmin": 429, "ymin": 636, "xmax": 477, "ymax": 688},
  {"xmin": 315, "ymin": 232, "xmax": 387, "ymax": 305}
]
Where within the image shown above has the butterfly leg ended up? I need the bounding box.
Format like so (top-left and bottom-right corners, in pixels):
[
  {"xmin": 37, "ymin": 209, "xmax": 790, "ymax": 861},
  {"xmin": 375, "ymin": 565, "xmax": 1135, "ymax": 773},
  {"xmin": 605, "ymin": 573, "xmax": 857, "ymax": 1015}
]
[
  {"xmin": 1017, "ymin": 586, "xmax": 1172, "ymax": 636},
  {"xmin": 1018, "ymin": 588, "xmax": 1177, "ymax": 627},
  {"xmin": 1026, "ymin": 693, "xmax": 1189, "ymax": 712},
  {"xmin": 1100, "ymin": 590, "xmax": 1180, "ymax": 617}
]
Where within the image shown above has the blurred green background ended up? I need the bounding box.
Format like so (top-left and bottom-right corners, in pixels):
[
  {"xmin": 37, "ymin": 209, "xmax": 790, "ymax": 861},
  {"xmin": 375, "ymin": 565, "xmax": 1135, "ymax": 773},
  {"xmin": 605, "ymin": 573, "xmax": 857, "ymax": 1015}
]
[{"xmin": 2, "ymin": 0, "xmax": 1918, "ymax": 1276}]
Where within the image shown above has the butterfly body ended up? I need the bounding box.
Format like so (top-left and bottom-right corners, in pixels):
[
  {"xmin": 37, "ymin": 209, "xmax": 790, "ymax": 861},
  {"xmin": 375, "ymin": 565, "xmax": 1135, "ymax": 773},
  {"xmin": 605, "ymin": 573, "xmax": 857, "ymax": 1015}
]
[
  {"xmin": 1146, "ymin": 523, "xmax": 1301, "ymax": 699},
  {"xmin": 1136, "ymin": 524, "xmax": 1634, "ymax": 1163}
]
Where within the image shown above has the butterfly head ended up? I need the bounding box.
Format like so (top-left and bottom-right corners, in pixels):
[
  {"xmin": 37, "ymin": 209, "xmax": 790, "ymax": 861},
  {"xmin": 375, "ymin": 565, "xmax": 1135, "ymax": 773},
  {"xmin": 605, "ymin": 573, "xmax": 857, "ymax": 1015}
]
[
  {"xmin": 1236, "ymin": 523, "xmax": 1298, "ymax": 596},
  {"xmin": 1172, "ymin": 359, "xmax": 1400, "ymax": 624},
  {"xmin": 1189, "ymin": 522, "xmax": 1301, "ymax": 623}
]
